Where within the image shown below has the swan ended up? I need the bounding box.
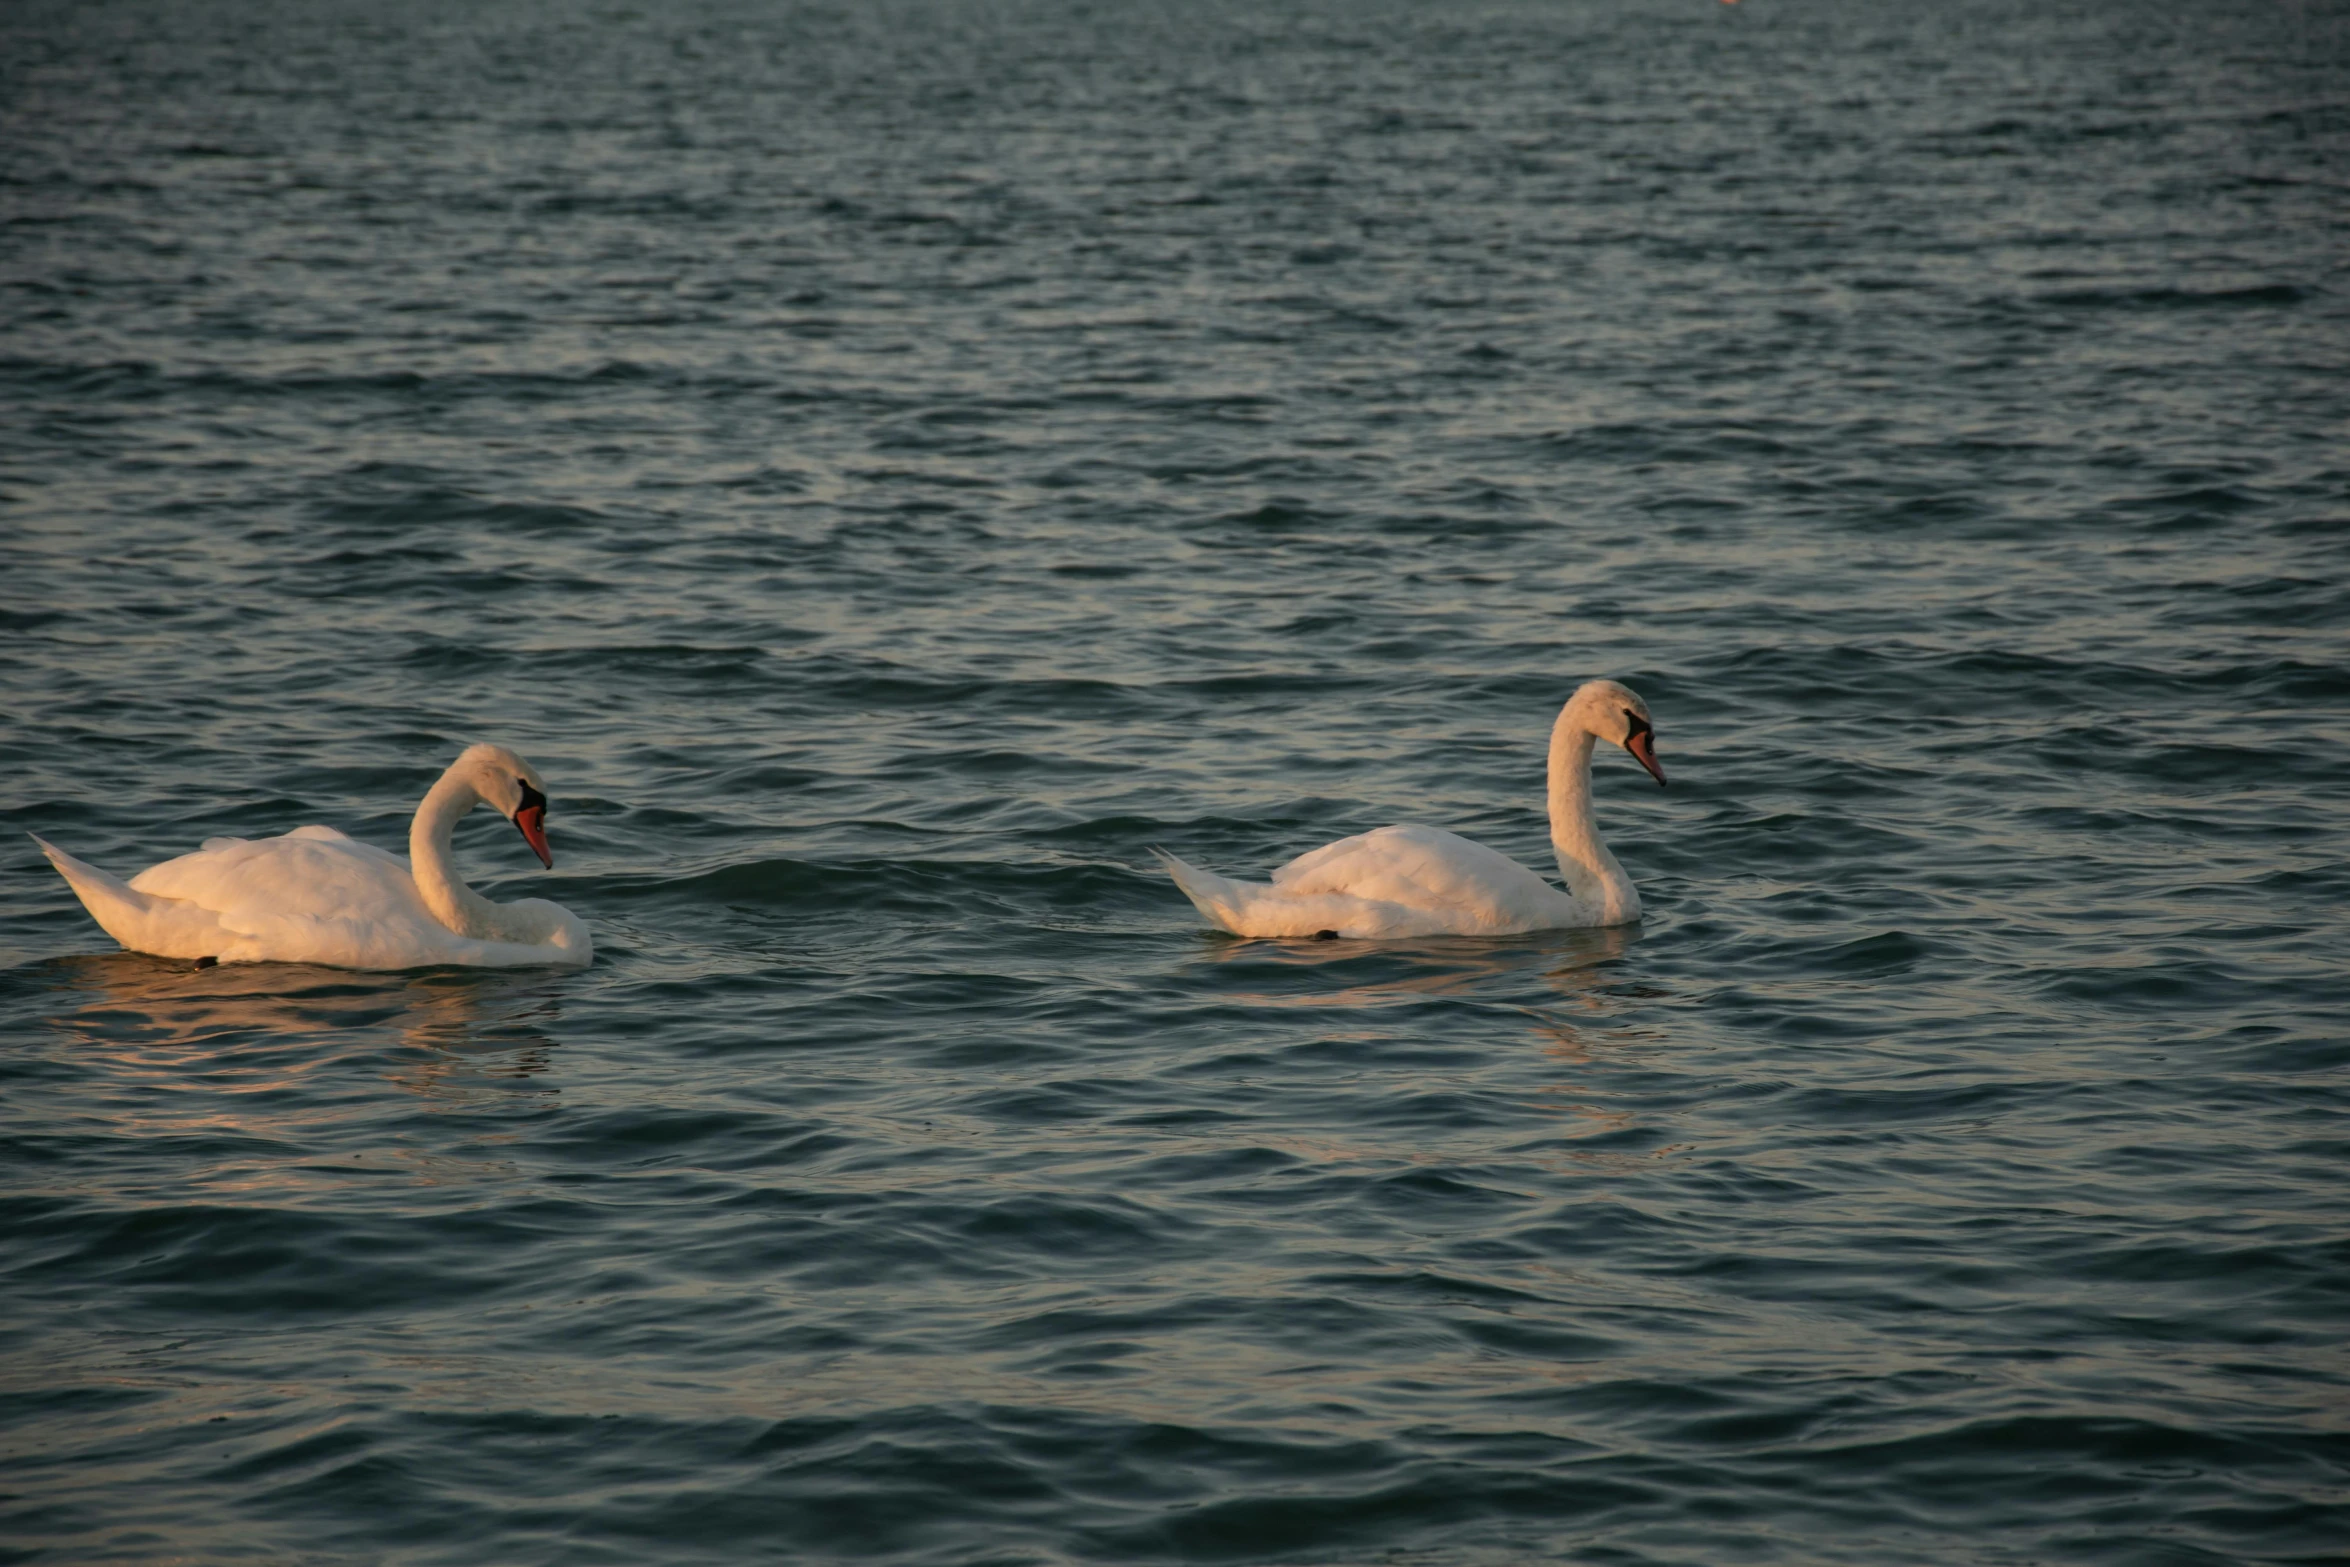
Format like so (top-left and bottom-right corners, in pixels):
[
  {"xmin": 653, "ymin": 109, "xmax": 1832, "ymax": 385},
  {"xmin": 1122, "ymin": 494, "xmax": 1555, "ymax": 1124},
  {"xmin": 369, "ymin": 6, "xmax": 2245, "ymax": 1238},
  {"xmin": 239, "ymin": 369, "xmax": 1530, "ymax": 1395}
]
[
  {"xmin": 1158, "ymin": 678, "xmax": 1667, "ymax": 940},
  {"xmin": 32, "ymin": 743, "xmax": 592, "ymax": 970}
]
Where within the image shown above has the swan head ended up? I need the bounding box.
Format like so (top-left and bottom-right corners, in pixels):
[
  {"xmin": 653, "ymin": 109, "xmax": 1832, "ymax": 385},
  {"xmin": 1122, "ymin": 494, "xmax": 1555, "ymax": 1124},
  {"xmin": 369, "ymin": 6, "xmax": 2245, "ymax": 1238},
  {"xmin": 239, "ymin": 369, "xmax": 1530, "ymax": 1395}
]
[
  {"xmin": 1569, "ymin": 679, "xmax": 1667, "ymax": 787},
  {"xmin": 453, "ymin": 743, "xmax": 558, "ymax": 868}
]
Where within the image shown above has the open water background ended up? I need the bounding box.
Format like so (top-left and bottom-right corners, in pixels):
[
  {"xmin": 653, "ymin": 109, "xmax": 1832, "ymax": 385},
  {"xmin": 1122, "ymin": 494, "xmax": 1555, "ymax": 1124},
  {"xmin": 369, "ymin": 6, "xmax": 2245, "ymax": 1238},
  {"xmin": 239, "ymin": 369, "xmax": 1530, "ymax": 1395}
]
[{"xmin": 5, "ymin": 0, "xmax": 2350, "ymax": 1561}]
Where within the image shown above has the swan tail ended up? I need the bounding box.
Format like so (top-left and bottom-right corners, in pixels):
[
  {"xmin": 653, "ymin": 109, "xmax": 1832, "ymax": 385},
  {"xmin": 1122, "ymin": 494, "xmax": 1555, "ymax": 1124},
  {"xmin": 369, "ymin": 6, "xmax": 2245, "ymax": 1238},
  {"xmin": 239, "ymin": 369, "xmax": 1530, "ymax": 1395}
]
[
  {"xmin": 1153, "ymin": 848, "xmax": 1369, "ymax": 939},
  {"xmin": 31, "ymin": 835, "xmax": 227, "ymax": 961},
  {"xmin": 1153, "ymin": 848, "xmax": 1255, "ymax": 934}
]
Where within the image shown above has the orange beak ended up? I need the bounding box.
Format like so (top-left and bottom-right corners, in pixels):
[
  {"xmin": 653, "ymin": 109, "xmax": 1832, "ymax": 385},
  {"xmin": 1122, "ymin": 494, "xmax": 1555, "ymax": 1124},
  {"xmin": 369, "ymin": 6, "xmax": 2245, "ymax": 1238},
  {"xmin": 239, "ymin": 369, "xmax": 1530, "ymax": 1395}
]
[
  {"xmin": 514, "ymin": 803, "xmax": 553, "ymax": 868},
  {"xmin": 1626, "ymin": 728, "xmax": 1667, "ymax": 787}
]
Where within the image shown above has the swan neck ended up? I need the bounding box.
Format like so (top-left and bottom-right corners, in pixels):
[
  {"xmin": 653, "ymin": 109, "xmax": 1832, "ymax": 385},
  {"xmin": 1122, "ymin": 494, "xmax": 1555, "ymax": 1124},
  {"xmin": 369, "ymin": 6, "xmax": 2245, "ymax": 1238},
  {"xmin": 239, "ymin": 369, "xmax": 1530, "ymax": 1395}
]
[
  {"xmin": 1547, "ymin": 710, "xmax": 1638, "ymax": 922},
  {"xmin": 410, "ymin": 768, "xmax": 504, "ymax": 940}
]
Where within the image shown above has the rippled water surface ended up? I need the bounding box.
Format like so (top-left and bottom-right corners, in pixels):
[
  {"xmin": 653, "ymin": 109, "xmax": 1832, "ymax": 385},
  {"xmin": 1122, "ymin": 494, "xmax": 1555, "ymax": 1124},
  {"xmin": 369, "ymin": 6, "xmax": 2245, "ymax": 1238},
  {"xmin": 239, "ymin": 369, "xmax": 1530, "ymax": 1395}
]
[{"xmin": 6, "ymin": 0, "xmax": 2350, "ymax": 1561}]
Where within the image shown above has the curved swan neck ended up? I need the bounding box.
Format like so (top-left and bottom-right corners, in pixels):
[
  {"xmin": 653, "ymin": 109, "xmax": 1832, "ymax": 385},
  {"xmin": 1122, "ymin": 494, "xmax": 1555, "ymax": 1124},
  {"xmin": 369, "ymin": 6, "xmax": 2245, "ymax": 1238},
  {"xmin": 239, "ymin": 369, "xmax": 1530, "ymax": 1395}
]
[
  {"xmin": 1547, "ymin": 707, "xmax": 1640, "ymax": 922},
  {"xmin": 409, "ymin": 767, "xmax": 505, "ymax": 940}
]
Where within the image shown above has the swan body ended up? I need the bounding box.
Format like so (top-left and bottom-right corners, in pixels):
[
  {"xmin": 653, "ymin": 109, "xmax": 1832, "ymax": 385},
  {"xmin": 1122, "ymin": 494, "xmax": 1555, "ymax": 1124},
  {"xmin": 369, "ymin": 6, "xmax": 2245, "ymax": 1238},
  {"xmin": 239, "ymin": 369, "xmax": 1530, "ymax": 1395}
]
[
  {"xmin": 1160, "ymin": 679, "xmax": 1667, "ymax": 940},
  {"xmin": 34, "ymin": 743, "xmax": 591, "ymax": 970}
]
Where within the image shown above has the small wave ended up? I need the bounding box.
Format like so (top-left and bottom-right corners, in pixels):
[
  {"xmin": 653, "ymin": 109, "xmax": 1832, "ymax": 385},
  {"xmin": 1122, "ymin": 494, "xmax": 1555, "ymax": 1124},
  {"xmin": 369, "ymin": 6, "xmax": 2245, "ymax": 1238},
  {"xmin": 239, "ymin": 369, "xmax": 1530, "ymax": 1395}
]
[
  {"xmin": 2036, "ymin": 282, "xmax": 2314, "ymax": 311},
  {"xmin": 626, "ymin": 855, "xmax": 1155, "ymax": 918}
]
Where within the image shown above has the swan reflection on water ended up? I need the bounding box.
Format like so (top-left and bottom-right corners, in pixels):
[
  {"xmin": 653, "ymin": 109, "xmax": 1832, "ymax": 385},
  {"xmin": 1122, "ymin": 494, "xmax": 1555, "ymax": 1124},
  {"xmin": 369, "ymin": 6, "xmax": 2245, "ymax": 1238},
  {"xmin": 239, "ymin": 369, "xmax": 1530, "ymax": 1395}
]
[
  {"xmin": 31, "ymin": 951, "xmax": 569, "ymax": 1109},
  {"xmin": 1183, "ymin": 920, "xmax": 1682, "ymax": 1170},
  {"xmin": 1188, "ymin": 919, "xmax": 1643, "ymax": 1011}
]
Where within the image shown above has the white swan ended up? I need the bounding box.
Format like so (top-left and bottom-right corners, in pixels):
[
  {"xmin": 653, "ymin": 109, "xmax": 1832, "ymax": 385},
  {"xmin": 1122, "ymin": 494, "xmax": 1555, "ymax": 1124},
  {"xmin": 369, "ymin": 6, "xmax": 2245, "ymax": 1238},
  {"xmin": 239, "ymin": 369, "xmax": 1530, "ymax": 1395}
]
[
  {"xmin": 33, "ymin": 743, "xmax": 592, "ymax": 970},
  {"xmin": 1158, "ymin": 679, "xmax": 1667, "ymax": 940}
]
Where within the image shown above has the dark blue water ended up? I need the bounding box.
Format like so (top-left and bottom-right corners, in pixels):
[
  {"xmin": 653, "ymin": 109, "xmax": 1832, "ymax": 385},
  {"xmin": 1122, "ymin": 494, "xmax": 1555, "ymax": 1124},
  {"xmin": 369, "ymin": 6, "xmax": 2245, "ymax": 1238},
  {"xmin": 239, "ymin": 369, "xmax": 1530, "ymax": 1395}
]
[{"xmin": 6, "ymin": 0, "xmax": 2349, "ymax": 1561}]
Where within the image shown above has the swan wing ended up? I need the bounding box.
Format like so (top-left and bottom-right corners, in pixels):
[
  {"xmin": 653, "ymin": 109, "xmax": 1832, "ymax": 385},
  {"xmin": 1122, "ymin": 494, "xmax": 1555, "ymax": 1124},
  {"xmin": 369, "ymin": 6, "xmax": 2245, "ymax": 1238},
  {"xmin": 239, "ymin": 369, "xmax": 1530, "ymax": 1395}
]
[
  {"xmin": 1272, "ymin": 824, "xmax": 1565, "ymax": 914},
  {"xmin": 129, "ymin": 831, "xmax": 426, "ymax": 923},
  {"xmin": 124, "ymin": 830, "xmax": 467, "ymax": 966},
  {"xmin": 1159, "ymin": 827, "xmax": 1580, "ymax": 939},
  {"xmin": 1150, "ymin": 825, "xmax": 1587, "ymax": 939}
]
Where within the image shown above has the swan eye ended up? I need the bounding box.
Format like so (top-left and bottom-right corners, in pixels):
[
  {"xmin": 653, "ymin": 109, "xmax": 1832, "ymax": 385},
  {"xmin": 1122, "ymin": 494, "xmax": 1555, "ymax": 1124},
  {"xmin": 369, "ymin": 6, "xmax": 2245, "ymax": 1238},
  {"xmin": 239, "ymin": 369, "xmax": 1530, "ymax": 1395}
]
[
  {"xmin": 1623, "ymin": 710, "xmax": 1651, "ymax": 739},
  {"xmin": 516, "ymin": 780, "xmax": 548, "ymax": 815}
]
